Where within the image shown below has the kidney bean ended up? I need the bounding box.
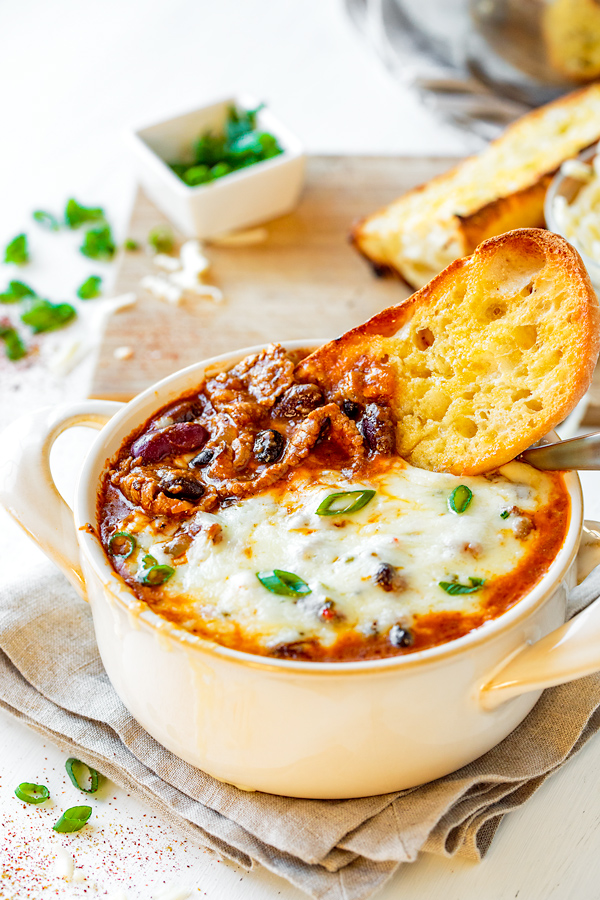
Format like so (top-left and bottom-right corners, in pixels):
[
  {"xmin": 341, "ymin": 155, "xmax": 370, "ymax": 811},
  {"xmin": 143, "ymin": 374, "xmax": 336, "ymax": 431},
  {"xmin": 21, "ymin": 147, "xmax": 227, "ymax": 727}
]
[
  {"xmin": 131, "ymin": 422, "xmax": 208, "ymax": 462},
  {"xmin": 254, "ymin": 429, "xmax": 285, "ymax": 463},
  {"xmin": 158, "ymin": 471, "xmax": 205, "ymax": 501},
  {"xmin": 359, "ymin": 403, "xmax": 395, "ymax": 455},
  {"xmin": 374, "ymin": 562, "xmax": 405, "ymax": 592},
  {"xmin": 341, "ymin": 399, "xmax": 361, "ymax": 420},
  {"xmin": 189, "ymin": 448, "xmax": 215, "ymax": 468},
  {"xmin": 274, "ymin": 384, "xmax": 323, "ymax": 417}
]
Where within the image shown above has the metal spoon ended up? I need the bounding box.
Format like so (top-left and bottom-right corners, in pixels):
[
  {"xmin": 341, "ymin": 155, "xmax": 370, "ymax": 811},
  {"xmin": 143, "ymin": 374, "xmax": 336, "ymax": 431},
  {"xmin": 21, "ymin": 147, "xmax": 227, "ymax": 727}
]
[{"xmin": 520, "ymin": 431, "xmax": 600, "ymax": 470}]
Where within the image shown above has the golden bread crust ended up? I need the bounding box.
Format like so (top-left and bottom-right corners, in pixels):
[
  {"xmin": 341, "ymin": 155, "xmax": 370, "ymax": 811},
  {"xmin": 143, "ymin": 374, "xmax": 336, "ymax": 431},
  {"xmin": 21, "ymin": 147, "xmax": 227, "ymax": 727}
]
[
  {"xmin": 298, "ymin": 229, "xmax": 600, "ymax": 474},
  {"xmin": 352, "ymin": 83, "xmax": 600, "ymax": 289}
]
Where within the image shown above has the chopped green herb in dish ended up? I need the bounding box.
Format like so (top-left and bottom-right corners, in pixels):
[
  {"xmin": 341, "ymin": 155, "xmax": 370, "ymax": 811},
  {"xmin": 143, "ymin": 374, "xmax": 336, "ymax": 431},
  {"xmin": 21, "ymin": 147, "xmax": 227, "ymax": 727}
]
[
  {"xmin": 169, "ymin": 104, "xmax": 283, "ymax": 187},
  {"xmin": 147, "ymin": 225, "xmax": 174, "ymax": 254},
  {"xmin": 448, "ymin": 485, "xmax": 473, "ymax": 515},
  {"xmin": 65, "ymin": 757, "xmax": 101, "ymax": 794},
  {"xmin": 108, "ymin": 531, "xmax": 136, "ymax": 558},
  {"xmin": 80, "ymin": 224, "xmax": 116, "ymax": 261},
  {"xmin": 65, "ymin": 198, "xmax": 104, "ymax": 229},
  {"xmin": 53, "ymin": 805, "xmax": 92, "ymax": 833},
  {"xmin": 21, "ymin": 298, "xmax": 76, "ymax": 333},
  {"xmin": 0, "ymin": 321, "xmax": 27, "ymax": 360},
  {"xmin": 32, "ymin": 210, "xmax": 60, "ymax": 231},
  {"xmin": 4, "ymin": 233, "xmax": 29, "ymax": 265},
  {"xmin": 15, "ymin": 783, "xmax": 50, "ymax": 804},
  {"xmin": 0, "ymin": 280, "xmax": 36, "ymax": 304},
  {"xmin": 77, "ymin": 275, "xmax": 102, "ymax": 300},
  {"xmin": 316, "ymin": 489, "xmax": 375, "ymax": 517},
  {"xmin": 439, "ymin": 577, "xmax": 485, "ymax": 595},
  {"xmin": 256, "ymin": 569, "xmax": 311, "ymax": 597}
]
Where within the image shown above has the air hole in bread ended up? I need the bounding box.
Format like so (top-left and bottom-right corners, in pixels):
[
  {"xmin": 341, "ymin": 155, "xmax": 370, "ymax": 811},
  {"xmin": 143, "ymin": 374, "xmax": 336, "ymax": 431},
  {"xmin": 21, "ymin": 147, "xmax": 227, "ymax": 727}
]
[
  {"xmin": 548, "ymin": 349, "xmax": 564, "ymax": 367},
  {"xmin": 521, "ymin": 281, "xmax": 535, "ymax": 297},
  {"xmin": 485, "ymin": 302, "xmax": 507, "ymax": 321},
  {"xmin": 512, "ymin": 388, "xmax": 532, "ymax": 401},
  {"xmin": 462, "ymin": 388, "xmax": 480, "ymax": 400},
  {"xmin": 514, "ymin": 325, "xmax": 537, "ymax": 350},
  {"xmin": 454, "ymin": 417, "xmax": 478, "ymax": 439},
  {"xmin": 526, "ymin": 399, "xmax": 543, "ymax": 412},
  {"xmin": 414, "ymin": 327, "xmax": 435, "ymax": 350}
]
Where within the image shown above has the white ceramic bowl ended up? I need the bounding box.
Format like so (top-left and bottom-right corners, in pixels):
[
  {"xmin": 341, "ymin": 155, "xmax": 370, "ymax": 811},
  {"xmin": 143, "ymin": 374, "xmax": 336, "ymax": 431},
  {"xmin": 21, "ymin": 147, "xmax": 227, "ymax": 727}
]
[
  {"xmin": 3, "ymin": 341, "xmax": 600, "ymax": 799},
  {"xmin": 544, "ymin": 145, "xmax": 600, "ymax": 291},
  {"xmin": 129, "ymin": 94, "xmax": 306, "ymax": 238}
]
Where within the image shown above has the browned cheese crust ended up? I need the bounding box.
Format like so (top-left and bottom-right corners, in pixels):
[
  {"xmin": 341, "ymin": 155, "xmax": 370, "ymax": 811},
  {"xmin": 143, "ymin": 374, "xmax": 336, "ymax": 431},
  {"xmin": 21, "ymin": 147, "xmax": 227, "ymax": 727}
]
[{"xmin": 297, "ymin": 229, "xmax": 600, "ymax": 474}]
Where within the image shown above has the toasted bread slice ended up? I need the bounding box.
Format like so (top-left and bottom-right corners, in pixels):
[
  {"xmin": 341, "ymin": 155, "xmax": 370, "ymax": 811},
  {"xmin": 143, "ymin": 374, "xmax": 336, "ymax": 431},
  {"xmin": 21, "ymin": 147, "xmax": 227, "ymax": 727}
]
[
  {"xmin": 352, "ymin": 84, "xmax": 600, "ymax": 289},
  {"xmin": 297, "ymin": 229, "xmax": 600, "ymax": 474}
]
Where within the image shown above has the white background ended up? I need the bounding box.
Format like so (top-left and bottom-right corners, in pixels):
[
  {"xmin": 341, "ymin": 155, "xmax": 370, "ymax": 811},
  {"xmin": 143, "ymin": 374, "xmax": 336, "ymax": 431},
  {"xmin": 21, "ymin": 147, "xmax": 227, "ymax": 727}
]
[{"xmin": 1, "ymin": 1, "xmax": 600, "ymax": 898}]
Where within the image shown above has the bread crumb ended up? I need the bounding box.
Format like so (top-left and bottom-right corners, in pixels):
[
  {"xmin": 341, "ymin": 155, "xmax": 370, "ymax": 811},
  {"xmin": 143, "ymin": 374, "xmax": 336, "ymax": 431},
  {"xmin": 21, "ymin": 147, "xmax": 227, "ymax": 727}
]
[{"xmin": 114, "ymin": 346, "xmax": 134, "ymax": 360}]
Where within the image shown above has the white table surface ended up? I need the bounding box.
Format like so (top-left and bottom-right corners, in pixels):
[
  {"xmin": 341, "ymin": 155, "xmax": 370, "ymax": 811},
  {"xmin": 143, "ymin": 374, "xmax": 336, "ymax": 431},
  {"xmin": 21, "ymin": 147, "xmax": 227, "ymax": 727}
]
[{"xmin": 2, "ymin": 1, "xmax": 600, "ymax": 897}]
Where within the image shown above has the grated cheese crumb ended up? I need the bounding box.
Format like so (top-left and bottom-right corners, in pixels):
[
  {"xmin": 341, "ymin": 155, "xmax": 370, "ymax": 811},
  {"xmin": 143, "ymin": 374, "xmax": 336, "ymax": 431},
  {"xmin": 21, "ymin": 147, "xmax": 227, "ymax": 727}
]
[{"xmin": 113, "ymin": 346, "xmax": 134, "ymax": 360}]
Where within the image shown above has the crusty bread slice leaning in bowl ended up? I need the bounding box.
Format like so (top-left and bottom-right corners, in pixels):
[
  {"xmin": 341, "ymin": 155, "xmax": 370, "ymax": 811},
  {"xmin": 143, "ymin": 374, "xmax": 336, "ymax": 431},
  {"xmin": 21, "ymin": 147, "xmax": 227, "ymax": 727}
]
[{"xmin": 296, "ymin": 229, "xmax": 600, "ymax": 475}]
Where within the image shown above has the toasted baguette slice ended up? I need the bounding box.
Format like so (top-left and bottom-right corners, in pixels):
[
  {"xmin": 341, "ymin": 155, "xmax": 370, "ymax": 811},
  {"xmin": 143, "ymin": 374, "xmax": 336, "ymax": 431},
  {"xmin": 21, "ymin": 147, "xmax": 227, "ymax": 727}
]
[
  {"xmin": 297, "ymin": 229, "xmax": 600, "ymax": 474},
  {"xmin": 352, "ymin": 84, "xmax": 600, "ymax": 290}
]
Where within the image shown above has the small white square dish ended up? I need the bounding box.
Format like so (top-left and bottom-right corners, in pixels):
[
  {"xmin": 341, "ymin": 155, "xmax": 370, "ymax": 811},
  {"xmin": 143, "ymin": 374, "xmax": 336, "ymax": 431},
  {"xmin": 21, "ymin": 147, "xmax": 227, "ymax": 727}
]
[{"xmin": 129, "ymin": 94, "xmax": 306, "ymax": 239}]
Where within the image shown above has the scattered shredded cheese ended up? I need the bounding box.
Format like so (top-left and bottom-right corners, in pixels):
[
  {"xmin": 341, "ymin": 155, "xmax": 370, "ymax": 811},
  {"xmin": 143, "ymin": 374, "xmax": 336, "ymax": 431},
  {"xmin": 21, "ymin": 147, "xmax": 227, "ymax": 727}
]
[
  {"xmin": 53, "ymin": 847, "xmax": 74, "ymax": 880},
  {"xmin": 113, "ymin": 345, "xmax": 134, "ymax": 360}
]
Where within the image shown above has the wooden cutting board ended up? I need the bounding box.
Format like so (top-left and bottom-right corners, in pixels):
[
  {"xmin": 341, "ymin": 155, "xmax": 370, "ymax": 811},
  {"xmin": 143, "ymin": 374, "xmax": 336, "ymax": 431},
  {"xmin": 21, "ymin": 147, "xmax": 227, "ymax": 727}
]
[
  {"xmin": 89, "ymin": 155, "xmax": 449, "ymax": 401},
  {"xmin": 89, "ymin": 154, "xmax": 600, "ymax": 426}
]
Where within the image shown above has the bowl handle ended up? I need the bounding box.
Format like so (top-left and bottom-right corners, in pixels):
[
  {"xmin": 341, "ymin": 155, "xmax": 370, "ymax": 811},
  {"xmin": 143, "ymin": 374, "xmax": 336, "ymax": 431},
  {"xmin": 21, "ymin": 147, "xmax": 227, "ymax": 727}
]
[
  {"xmin": 0, "ymin": 402, "xmax": 124, "ymax": 599},
  {"xmin": 480, "ymin": 520, "xmax": 600, "ymax": 710}
]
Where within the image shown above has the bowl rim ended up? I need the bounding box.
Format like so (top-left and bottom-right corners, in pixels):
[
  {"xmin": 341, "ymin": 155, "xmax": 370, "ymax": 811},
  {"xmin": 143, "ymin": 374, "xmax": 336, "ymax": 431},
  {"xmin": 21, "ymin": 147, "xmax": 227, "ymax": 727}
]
[{"xmin": 75, "ymin": 340, "xmax": 583, "ymax": 676}]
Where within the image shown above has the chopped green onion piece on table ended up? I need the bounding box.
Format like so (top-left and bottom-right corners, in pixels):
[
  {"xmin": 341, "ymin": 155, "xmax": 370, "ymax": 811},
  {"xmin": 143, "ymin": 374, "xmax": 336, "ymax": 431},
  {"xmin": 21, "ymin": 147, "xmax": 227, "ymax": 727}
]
[
  {"xmin": 77, "ymin": 275, "xmax": 102, "ymax": 300},
  {"xmin": 257, "ymin": 569, "xmax": 311, "ymax": 597},
  {"xmin": 448, "ymin": 485, "xmax": 473, "ymax": 514},
  {"xmin": 65, "ymin": 198, "xmax": 104, "ymax": 229},
  {"xmin": 65, "ymin": 757, "xmax": 100, "ymax": 794},
  {"xmin": 148, "ymin": 226, "xmax": 174, "ymax": 254},
  {"xmin": 108, "ymin": 532, "xmax": 136, "ymax": 559},
  {"xmin": 316, "ymin": 489, "xmax": 376, "ymax": 517},
  {"xmin": 33, "ymin": 210, "xmax": 60, "ymax": 231},
  {"xmin": 0, "ymin": 322, "xmax": 27, "ymax": 361},
  {"xmin": 141, "ymin": 564, "xmax": 175, "ymax": 586},
  {"xmin": 0, "ymin": 280, "xmax": 36, "ymax": 304},
  {"xmin": 15, "ymin": 782, "xmax": 50, "ymax": 804},
  {"xmin": 80, "ymin": 225, "xmax": 116, "ymax": 261},
  {"xmin": 4, "ymin": 234, "xmax": 29, "ymax": 265},
  {"xmin": 53, "ymin": 805, "xmax": 92, "ymax": 833},
  {"xmin": 439, "ymin": 577, "xmax": 485, "ymax": 595},
  {"xmin": 21, "ymin": 298, "xmax": 76, "ymax": 333},
  {"xmin": 123, "ymin": 238, "xmax": 139, "ymax": 251}
]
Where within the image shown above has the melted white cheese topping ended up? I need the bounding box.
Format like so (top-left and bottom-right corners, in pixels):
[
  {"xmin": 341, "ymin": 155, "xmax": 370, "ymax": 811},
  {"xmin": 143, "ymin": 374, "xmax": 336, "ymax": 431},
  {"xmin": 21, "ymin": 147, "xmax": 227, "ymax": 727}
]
[{"xmin": 120, "ymin": 459, "xmax": 561, "ymax": 652}]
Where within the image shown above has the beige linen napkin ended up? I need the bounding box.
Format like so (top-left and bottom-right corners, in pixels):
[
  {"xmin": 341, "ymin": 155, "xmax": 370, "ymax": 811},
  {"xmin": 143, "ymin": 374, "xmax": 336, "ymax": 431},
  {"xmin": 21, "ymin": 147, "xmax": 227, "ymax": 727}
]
[{"xmin": 2, "ymin": 564, "xmax": 600, "ymax": 900}]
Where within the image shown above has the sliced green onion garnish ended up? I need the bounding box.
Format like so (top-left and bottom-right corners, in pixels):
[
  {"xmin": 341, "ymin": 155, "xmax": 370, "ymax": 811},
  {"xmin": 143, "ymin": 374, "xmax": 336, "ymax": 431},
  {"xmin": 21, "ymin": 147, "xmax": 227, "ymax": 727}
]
[
  {"xmin": 141, "ymin": 564, "xmax": 175, "ymax": 586},
  {"xmin": 53, "ymin": 805, "xmax": 92, "ymax": 833},
  {"xmin": 500, "ymin": 509, "xmax": 510, "ymax": 519},
  {"xmin": 448, "ymin": 485, "xmax": 473, "ymax": 515},
  {"xmin": 108, "ymin": 532, "xmax": 136, "ymax": 559},
  {"xmin": 439, "ymin": 577, "xmax": 485, "ymax": 595},
  {"xmin": 33, "ymin": 210, "xmax": 60, "ymax": 231},
  {"xmin": 142, "ymin": 553, "xmax": 157, "ymax": 568},
  {"xmin": 15, "ymin": 783, "xmax": 50, "ymax": 804},
  {"xmin": 65, "ymin": 758, "xmax": 100, "ymax": 794},
  {"xmin": 316, "ymin": 489, "xmax": 376, "ymax": 517},
  {"xmin": 256, "ymin": 569, "xmax": 311, "ymax": 597}
]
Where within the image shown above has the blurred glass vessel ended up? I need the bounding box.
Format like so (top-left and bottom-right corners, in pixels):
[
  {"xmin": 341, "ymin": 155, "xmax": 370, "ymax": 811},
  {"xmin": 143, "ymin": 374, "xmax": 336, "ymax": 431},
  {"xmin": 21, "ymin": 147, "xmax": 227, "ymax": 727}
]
[{"xmin": 346, "ymin": 0, "xmax": 600, "ymax": 138}]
